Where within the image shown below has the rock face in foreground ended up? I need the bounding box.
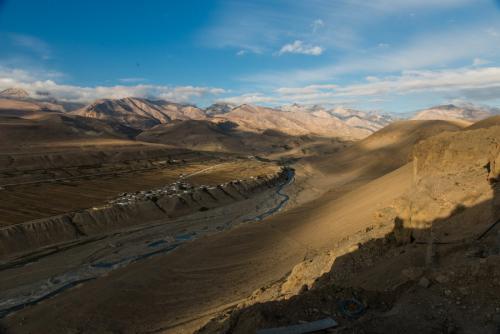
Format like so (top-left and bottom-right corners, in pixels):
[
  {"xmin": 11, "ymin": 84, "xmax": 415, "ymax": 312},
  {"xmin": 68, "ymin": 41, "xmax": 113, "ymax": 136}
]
[
  {"xmin": 393, "ymin": 124, "xmax": 500, "ymax": 241},
  {"xmin": 0, "ymin": 168, "xmax": 292, "ymax": 257}
]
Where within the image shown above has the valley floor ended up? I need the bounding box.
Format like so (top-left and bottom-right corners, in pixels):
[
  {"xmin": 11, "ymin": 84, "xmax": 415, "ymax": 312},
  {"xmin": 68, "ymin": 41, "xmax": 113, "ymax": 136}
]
[
  {"xmin": 1, "ymin": 119, "xmax": 498, "ymax": 334},
  {"xmin": 0, "ymin": 147, "xmax": 413, "ymax": 333}
]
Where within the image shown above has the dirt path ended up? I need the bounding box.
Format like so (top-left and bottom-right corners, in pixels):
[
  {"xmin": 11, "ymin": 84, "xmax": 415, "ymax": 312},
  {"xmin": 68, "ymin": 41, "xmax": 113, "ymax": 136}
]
[{"xmin": 181, "ymin": 162, "xmax": 230, "ymax": 179}]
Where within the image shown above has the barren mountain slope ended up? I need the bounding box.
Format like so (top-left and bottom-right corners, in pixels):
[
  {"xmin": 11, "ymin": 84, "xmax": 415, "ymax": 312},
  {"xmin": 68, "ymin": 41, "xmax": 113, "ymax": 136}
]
[
  {"xmin": 412, "ymin": 103, "xmax": 499, "ymax": 122},
  {"xmin": 307, "ymin": 119, "xmax": 466, "ymax": 188},
  {"xmin": 272, "ymin": 120, "xmax": 468, "ymax": 249},
  {"xmin": 0, "ymin": 88, "xmax": 83, "ymax": 113},
  {"xmin": 137, "ymin": 119, "xmax": 334, "ymax": 154},
  {"xmin": 0, "ymin": 112, "xmax": 139, "ymax": 146},
  {"xmin": 466, "ymin": 115, "xmax": 500, "ymax": 130},
  {"xmin": 341, "ymin": 115, "xmax": 385, "ymax": 132},
  {"xmin": 0, "ymin": 119, "xmax": 471, "ymax": 334},
  {"xmin": 71, "ymin": 97, "xmax": 206, "ymax": 129},
  {"xmin": 205, "ymin": 103, "xmax": 236, "ymax": 116},
  {"xmin": 137, "ymin": 119, "xmax": 245, "ymax": 152},
  {"xmin": 278, "ymin": 104, "xmax": 394, "ymax": 133},
  {"xmin": 214, "ymin": 104, "xmax": 372, "ymax": 139},
  {"xmin": 328, "ymin": 106, "xmax": 394, "ymax": 132},
  {"xmin": 0, "ymin": 97, "xmax": 66, "ymax": 113},
  {"xmin": 0, "ymin": 88, "xmax": 30, "ymax": 98},
  {"xmin": 152, "ymin": 100, "xmax": 206, "ymax": 120},
  {"xmin": 200, "ymin": 119, "xmax": 500, "ymax": 334}
]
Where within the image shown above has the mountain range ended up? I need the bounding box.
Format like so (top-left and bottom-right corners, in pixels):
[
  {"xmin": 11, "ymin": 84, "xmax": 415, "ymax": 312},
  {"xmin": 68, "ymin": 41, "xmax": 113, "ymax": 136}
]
[
  {"xmin": 1, "ymin": 87, "xmax": 499, "ymax": 147},
  {"xmin": 411, "ymin": 103, "xmax": 500, "ymax": 122}
]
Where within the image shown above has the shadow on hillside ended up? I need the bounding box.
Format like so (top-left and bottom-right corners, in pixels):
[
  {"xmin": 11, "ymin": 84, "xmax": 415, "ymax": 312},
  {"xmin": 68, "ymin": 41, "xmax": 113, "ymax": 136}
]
[
  {"xmin": 307, "ymin": 120, "xmax": 466, "ymax": 181},
  {"xmin": 198, "ymin": 178, "xmax": 500, "ymax": 333},
  {"xmin": 135, "ymin": 119, "xmax": 351, "ymax": 159}
]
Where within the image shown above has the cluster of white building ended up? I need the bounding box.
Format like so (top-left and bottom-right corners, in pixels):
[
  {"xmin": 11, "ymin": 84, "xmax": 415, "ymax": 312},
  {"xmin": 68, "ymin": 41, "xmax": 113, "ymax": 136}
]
[{"xmin": 108, "ymin": 181, "xmax": 195, "ymax": 206}]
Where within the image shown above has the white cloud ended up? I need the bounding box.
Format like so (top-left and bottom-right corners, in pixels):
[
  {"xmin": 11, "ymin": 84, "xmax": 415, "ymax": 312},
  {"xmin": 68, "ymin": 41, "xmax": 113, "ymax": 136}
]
[
  {"xmin": 334, "ymin": 67, "xmax": 500, "ymax": 97},
  {"xmin": 236, "ymin": 50, "xmax": 247, "ymax": 56},
  {"xmin": 244, "ymin": 22, "xmax": 500, "ymax": 86},
  {"xmin": 8, "ymin": 33, "xmax": 51, "ymax": 60},
  {"xmin": 486, "ymin": 28, "xmax": 499, "ymax": 37},
  {"xmin": 276, "ymin": 84, "xmax": 337, "ymax": 95},
  {"xmin": 365, "ymin": 76, "xmax": 380, "ymax": 82},
  {"xmin": 278, "ymin": 40, "xmax": 323, "ymax": 56},
  {"xmin": 199, "ymin": 0, "xmax": 484, "ymax": 55},
  {"xmin": 472, "ymin": 58, "xmax": 490, "ymax": 66},
  {"xmin": 218, "ymin": 93, "xmax": 276, "ymax": 105},
  {"xmin": 0, "ymin": 66, "xmax": 226, "ymax": 103},
  {"xmin": 311, "ymin": 19, "xmax": 324, "ymax": 32},
  {"xmin": 358, "ymin": 0, "xmax": 480, "ymax": 11},
  {"xmin": 233, "ymin": 66, "xmax": 500, "ymax": 105},
  {"xmin": 118, "ymin": 77, "xmax": 146, "ymax": 83}
]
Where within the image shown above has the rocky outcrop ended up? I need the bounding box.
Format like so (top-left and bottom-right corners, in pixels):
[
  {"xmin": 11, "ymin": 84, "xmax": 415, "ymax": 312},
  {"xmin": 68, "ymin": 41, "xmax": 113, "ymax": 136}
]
[
  {"xmin": 393, "ymin": 125, "xmax": 500, "ymax": 243},
  {"xmin": 487, "ymin": 143, "xmax": 500, "ymax": 183},
  {"xmin": 0, "ymin": 168, "xmax": 292, "ymax": 257}
]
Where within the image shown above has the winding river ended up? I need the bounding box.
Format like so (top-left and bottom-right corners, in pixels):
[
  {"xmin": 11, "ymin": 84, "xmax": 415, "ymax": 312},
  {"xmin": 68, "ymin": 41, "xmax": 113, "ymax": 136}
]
[{"xmin": 0, "ymin": 168, "xmax": 295, "ymax": 318}]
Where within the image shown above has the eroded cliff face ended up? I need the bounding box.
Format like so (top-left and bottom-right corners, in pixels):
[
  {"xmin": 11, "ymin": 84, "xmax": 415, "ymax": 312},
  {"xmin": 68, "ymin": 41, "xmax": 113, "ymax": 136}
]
[
  {"xmin": 0, "ymin": 168, "xmax": 293, "ymax": 257},
  {"xmin": 237, "ymin": 126, "xmax": 500, "ymax": 308},
  {"xmin": 394, "ymin": 126, "xmax": 500, "ymax": 243}
]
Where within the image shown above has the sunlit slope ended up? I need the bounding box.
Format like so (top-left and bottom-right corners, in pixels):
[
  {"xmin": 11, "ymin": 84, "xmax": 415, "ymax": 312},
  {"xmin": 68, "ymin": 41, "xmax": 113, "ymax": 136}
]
[
  {"xmin": 297, "ymin": 120, "xmax": 465, "ymax": 200},
  {"xmin": 214, "ymin": 104, "xmax": 372, "ymax": 139},
  {"xmin": 71, "ymin": 97, "xmax": 206, "ymax": 129},
  {"xmin": 466, "ymin": 115, "xmax": 500, "ymax": 130},
  {"xmin": 282, "ymin": 120, "xmax": 468, "ymax": 249}
]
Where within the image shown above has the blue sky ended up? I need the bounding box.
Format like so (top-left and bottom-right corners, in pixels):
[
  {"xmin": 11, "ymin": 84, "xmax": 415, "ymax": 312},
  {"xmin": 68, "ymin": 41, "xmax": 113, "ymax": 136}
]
[{"xmin": 1, "ymin": 0, "xmax": 500, "ymax": 112}]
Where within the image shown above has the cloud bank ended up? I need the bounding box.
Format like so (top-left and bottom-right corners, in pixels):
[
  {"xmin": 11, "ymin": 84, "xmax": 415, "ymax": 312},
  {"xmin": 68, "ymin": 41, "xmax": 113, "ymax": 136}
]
[
  {"xmin": 0, "ymin": 67, "xmax": 226, "ymax": 103},
  {"xmin": 221, "ymin": 66, "xmax": 500, "ymax": 105},
  {"xmin": 278, "ymin": 40, "xmax": 323, "ymax": 56}
]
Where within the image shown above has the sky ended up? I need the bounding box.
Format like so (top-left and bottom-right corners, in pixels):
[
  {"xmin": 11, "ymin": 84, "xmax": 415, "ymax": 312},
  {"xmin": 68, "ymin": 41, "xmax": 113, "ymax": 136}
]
[{"xmin": 1, "ymin": 0, "xmax": 500, "ymax": 113}]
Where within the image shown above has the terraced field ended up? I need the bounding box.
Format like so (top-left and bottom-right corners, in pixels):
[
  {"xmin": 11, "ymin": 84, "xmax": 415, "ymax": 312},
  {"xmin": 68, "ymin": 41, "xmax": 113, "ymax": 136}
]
[{"xmin": 0, "ymin": 159, "xmax": 278, "ymax": 226}]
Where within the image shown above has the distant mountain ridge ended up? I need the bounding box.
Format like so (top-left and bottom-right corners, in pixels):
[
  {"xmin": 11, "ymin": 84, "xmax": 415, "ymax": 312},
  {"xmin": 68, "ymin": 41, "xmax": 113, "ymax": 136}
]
[
  {"xmin": 411, "ymin": 103, "xmax": 500, "ymax": 122},
  {"xmin": 71, "ymin": 97, "xmax": 206, "ymax": 130},
  {"xmin": 210, "ymin": 104, "xmax": 372, "ymax": 138},
  {"xmin": 0, "ymin": 88, "xmax": 30, "ymax": 99},
  {"xmin": 0, "ymin": 88, "xmax": 85, "ymax": 113},
  {"xmin": 70, "ymin": 98, "xmax": 394, "ymax": 138},
  {"xmin": 279, "ymin": 104, "xmax": 395, "ymax": 132},
  {"xmin": 2, "ymin": 86, "xmax": 499, "ymax": 141},
  {"xmin": 205, "ymin": 103, "xmax": 236, "ymax": 116}
]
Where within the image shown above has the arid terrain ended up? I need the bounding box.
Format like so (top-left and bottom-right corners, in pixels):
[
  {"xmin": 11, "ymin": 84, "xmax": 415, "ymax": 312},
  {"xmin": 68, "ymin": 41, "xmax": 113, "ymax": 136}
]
[{"xmin": 0, "ymin": 88, "xmax": 499, "ymax": 334}]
